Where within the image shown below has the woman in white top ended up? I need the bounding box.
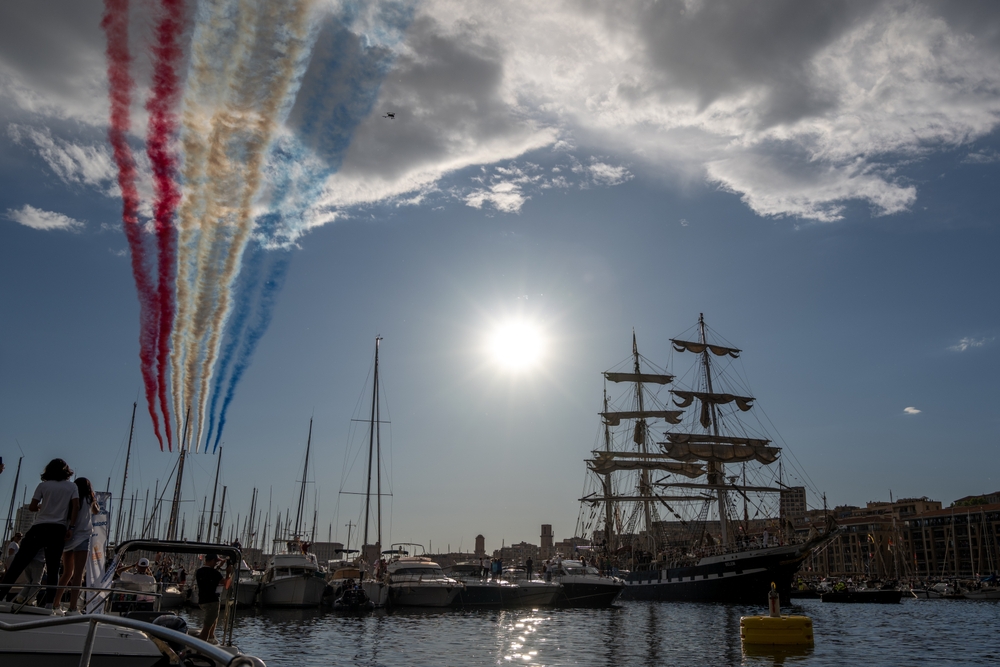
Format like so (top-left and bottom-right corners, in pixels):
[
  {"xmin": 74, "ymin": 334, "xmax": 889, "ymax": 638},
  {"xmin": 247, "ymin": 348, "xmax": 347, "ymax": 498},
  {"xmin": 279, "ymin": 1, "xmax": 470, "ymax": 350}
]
[
  {"xmin": 0, "ymin": 458, "xmax": 79, "ymax": 609},
  {"xmin": 54, "ymin": 477, "xmax": 99, "ymax": 613}
]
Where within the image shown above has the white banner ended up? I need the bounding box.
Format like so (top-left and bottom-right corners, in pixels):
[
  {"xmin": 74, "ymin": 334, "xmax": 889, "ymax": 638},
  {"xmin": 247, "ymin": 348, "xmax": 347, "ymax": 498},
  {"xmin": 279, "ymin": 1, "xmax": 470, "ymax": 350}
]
[{"xmin": 84, "ymin": 491, "xmax": 112, "ymax": 613}]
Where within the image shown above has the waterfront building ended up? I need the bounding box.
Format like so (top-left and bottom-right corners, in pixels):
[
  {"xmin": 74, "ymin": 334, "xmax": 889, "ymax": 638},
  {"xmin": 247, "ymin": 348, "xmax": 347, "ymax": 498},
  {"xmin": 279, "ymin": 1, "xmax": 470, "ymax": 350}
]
[
  {"xmin": 903, "ymin": 503, "xmax": 1000, "ymax": 578},
  {"xmin": 780, "ymin": 487, "xmax": 807, "ymax": 521},
  {"xmin": 475, "ymin": 534, "xmax": 485, "ymax": 557},
  {"xmin": 493, "ymin": 542, "xmax": 539, "ymax": 565}
]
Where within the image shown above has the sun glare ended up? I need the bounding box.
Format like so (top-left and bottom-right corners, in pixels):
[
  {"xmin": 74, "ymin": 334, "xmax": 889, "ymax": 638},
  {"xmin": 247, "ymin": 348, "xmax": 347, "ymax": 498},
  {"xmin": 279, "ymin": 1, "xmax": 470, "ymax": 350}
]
[{"xmin": 489, "ymin": 320, "xmax": 544, "ymax": 371}]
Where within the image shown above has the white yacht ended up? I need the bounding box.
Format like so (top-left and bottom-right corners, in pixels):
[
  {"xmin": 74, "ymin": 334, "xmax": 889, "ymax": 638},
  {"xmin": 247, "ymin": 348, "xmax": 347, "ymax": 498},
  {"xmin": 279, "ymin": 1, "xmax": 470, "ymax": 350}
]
[
  {"xmin": 260, "ymin": 553, "xmax": 327, "ymax": 607},
  {"xmin": 386, "ymin": 558, "xmax": 462, "ymax": 607},
  {"xmin": 234, "ymin": 560, "xmax": 261, "ymax": 608}
]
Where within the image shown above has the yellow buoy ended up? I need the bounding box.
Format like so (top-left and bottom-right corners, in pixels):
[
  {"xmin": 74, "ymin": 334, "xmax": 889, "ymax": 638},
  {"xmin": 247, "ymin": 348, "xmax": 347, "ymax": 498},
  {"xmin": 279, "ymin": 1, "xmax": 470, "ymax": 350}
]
[
  {"xmin": 740, "ymin": 615, "xmax": 814, "ymax": 646},
  {"xmin": 740, "ymin": 582, "xmax": 814, "ymax": 646}
]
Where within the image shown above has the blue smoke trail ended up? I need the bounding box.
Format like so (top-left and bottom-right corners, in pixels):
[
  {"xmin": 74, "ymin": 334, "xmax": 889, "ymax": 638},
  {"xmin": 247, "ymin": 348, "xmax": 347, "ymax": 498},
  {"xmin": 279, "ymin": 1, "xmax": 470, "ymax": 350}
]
[
  {"xmin": 204, "ymin": 2, "xmax": 414, "ymax": 448},
  {"xmin": 211, "ymin": 247, "xmax": 290, "ymax": 452}
]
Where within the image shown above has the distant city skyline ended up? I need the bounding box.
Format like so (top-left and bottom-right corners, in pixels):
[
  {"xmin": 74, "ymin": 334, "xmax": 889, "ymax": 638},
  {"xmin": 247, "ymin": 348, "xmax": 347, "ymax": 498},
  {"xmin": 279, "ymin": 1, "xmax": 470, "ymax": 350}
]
[{"xmin": 2, "ymin": 1, "xmax": 999, "ymax": 552}]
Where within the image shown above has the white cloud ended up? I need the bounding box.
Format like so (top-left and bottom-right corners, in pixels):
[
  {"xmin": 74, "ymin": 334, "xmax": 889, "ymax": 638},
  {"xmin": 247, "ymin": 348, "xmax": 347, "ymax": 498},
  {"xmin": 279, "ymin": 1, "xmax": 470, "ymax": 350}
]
[
  {"xmin": 8, "ymin": 124, "xmax": 117, "ymax": 193},
  {"xmin": 6, "ymin": 204, "xmax": 84, "ymax": 231},
  {"xmin": 903, "ymin": 407, "xmax": 921, "ymax": 415},
  {"xmin": 963, "ymin": 150, "xmax": 1000, "ymax": 164},
  {"xmin": 949, "ymin": 337, "xmax": 994, "ymax": 352}
]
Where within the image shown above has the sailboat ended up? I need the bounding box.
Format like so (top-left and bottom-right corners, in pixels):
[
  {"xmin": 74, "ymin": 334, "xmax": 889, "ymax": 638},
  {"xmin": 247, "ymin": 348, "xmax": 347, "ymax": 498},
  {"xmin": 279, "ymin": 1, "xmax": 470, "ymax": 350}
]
[
  {"xmin": 581, "ymin": 315, "xmax": 834, "ymax": 603},
  {"xmin": 260, "ymin": 419, "xmax": 327, "ymax": 607}
]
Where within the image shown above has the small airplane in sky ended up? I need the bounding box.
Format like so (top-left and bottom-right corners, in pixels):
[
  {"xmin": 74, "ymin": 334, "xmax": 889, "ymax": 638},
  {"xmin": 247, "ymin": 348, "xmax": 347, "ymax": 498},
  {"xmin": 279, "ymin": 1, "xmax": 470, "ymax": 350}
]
[{"xmin": 383, "ymin": 112, "xmax": 395, "ymax": 119}]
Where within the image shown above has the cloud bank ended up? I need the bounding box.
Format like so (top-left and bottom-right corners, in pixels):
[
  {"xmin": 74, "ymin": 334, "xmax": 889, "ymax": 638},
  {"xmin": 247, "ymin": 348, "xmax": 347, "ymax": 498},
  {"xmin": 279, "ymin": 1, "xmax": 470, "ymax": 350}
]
[{"xmin": 4, "ymin": 0, "xmax": 1000, "ymax": 233}]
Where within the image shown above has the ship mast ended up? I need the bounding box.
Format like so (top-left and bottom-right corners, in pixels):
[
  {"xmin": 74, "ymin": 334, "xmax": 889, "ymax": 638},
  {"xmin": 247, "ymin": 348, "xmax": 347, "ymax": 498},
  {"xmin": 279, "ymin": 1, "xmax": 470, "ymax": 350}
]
[
  {"xmin": 698, "ymin": 313, "xmax": 729, "ymax": 545},
  {"xmin": 632, "ymin": 332, "xmax": 655, "ymax": 554},
  {"xmin": 601, "ymin": 388, "xmax": 615, "ymax": 554}
]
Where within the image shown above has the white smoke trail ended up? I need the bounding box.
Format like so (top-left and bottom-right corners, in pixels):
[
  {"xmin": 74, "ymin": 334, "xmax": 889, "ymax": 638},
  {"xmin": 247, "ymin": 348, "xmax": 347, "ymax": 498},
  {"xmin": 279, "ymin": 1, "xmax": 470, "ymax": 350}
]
[{"xmin": 189, "ymin": 0, "xmax": 317, "ymax": 450}]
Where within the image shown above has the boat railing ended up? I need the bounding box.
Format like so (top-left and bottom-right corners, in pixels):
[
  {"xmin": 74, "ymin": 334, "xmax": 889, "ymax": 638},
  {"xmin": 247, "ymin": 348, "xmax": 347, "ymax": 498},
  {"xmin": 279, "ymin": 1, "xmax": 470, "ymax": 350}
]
[{"xmin": 0, "ymin": 612, "xmax": 264, "ymax": 667}]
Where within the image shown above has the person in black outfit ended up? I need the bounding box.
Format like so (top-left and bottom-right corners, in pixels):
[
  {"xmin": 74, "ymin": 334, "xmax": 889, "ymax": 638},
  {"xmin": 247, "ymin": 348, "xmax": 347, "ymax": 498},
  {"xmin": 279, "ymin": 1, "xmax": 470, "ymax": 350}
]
[
  {"xmin": 525, "ymin": 557, "xmax": 533, "ymax": 581},
  {"xmin": 196, "ymin": 553, "xmax": 232, "ymax": 642}
]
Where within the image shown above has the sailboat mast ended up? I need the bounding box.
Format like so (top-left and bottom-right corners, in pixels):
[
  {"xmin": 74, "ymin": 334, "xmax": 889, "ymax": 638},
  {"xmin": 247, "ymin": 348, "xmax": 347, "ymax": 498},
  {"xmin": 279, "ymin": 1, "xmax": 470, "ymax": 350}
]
[
  {"xmin": 2, "ymin": 456, "xmax": 22, "ymax": 553},
  {"xmin": 699, "ymin": 314, "xmax": 729, "ymax": 545},
  {"xmin": 632, "ymin": 332, "xmax": 655, "ymax": 554},
  {"xmin": 375, "ymin": 336, "xmax": 383, "ymax": 553},
  {"xmin": 362, "ymin": 338, "xmax": 380, "ymax": 555},
  {"xmin": 294, "ymin": 418, "xmax": 312, "ymax": 537},
  {"xmin": 167, "ymin": 407, "xmax": 191, "ymax": 541},
  {"xmin": 115, "ymin": 402, "xmax": 137, "ymax": 545},
  {"xmin": 207, "ymin": 446, "xmax": 222, "ymax": 545}
]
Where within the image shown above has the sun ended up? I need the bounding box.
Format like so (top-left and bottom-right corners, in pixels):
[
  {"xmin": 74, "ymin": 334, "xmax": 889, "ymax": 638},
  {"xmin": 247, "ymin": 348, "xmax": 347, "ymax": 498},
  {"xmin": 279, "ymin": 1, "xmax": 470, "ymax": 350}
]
[{"xmin": 489, "ymin": 320, "xmax": 545, "ymax": 371}]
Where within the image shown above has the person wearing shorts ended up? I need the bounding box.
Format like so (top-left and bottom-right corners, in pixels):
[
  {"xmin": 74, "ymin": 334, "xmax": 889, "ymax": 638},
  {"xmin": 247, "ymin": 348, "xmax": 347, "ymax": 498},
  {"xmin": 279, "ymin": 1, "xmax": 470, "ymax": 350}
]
[
  {"xmin": 54, "ymin": 477, "xmax": 100, "ymax": 613},
  {"xmin": 196, "ymin": 553, "xmax": 232, "ymax": 643}
]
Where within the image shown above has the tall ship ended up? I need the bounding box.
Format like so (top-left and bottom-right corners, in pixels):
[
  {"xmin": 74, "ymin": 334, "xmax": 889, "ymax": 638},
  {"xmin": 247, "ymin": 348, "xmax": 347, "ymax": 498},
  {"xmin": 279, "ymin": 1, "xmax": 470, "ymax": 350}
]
[{"xmin": 580, "ymin": 315, "xmax": 833, "ymax": 603}]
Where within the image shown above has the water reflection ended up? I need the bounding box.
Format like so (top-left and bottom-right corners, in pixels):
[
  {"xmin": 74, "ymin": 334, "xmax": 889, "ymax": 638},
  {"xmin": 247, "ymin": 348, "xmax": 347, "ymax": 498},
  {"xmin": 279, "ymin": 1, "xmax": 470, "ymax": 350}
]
[{"xmin": 179, "ymin": 598, "xmax": 1000, "ymax": 667}]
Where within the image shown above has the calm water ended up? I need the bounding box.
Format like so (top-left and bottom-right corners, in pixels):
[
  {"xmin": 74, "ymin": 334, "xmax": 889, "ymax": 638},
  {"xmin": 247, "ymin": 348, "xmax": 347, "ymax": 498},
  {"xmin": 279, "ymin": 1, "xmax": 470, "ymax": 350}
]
[{"xmin": 180, "ymin": 598, "xmax": 1000, "ymax": 667}]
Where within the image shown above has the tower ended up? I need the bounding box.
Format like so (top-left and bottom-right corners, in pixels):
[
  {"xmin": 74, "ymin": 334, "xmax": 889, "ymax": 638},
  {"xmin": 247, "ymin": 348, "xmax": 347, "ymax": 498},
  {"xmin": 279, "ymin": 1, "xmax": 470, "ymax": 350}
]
[
  {"xmin": 475, "ymin": 534, "xmax": 485, "ymax": 557},
  {"xmin": 540, "ymin": 524, "xmax": 553, "ymax": 559}
]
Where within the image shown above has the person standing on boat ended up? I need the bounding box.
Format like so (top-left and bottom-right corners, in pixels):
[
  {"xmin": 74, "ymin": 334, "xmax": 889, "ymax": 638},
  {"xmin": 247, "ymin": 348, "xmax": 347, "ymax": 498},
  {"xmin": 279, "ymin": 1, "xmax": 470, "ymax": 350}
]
[
  {"xmin": 54, "ymin": 477, "xmax": 100, "ymax": 614},
  {"xmin": 526, "ymin": 557, "xmax": 533, "ymax": 581},
  {"xmin": 0, "ymin": 458, "xmax": 80, "ymax": 609},
  {"xmin": 196, "ymin": 553, "xmax": 233, "ymax": 643},
  {"xmin": 4, "ymin": 532, "xmax": 22, "ymax": 567}
]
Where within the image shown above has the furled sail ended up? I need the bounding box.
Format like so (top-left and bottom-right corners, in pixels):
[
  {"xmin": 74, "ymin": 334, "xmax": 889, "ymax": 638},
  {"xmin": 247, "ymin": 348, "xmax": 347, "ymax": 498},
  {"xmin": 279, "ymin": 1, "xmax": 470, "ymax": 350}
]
[
  {"xmin": 603, "ymin": 372, "xmax": 674, "ymax": 385},
  {"xmin": 588, "ymin": 451, "xmax": 705, "ymax": 478},
  {"xmin": 671, "ymin": 391, "xmax": 754, "ymax": 428},
  {"xmin": 660, "ymin": 441, "xmax": 780, "ymax": 465},
  {"xmin": 662, "ymin": 433, "xmax": 771, "ymax": 448},
  {"xmin": 671, "ymin": 391, "xmax": 755, "ymax": 411},
  {"xmin": 670, "ymin": 339, "xmax": 741, "ymax": 358},
  {"xmin": 601, "ymin": 410, "xmax": 684, "ymax": 426}
]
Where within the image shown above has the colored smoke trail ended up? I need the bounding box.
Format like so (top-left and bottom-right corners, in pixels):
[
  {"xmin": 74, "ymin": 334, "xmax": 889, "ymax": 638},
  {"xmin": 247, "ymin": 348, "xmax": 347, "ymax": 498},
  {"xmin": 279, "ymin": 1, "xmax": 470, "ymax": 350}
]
[
  {"xmin": 101, "ymin": 0, "xmax": 164, "ymax": 449},
  {"xmin": 176, "ymin": 0, "xmax": 316, "ymax": 450},
  {"xmin": 203, "ymin": 3, "xmax": 413, "ymax": 449},
  {"xmin": 205, "ymin": 247, "xmax": 290, "ymax": 452},
  {"xmin": 146, "ymin": 0, "xmax": 186, "ymax": 451},
  {"xmin": 172, "ymin": 0, "xmax": 257, "ymax": 446}
]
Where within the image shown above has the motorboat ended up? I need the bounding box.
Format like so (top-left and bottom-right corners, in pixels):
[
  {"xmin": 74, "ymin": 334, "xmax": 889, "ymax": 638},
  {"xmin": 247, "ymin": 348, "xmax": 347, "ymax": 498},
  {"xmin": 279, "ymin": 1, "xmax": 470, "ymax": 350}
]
[
  {"xmin": 545, "ymin": 559, "xmax": 623, "ymax": 607},
  {"xmin": 386, "ymin": 557, "xmax": 462, "ymax": 607},
  {"xmin": 260, "ymin": 553, "xmax": 326, "ymax": 607},
  {"xmin": 501, "ymin": 567, "xmax": 561, "ymax": 607},
  {"xmin": 157, "ymin": 583, "xmax": 186, "ymax": 609},
  {"xmin": 332, "ymin": 586, "xmax": 375, "ymax": 612},
  {"xmin": 445, "ymin": 563, "xmax": 520, "ymax": 608}
]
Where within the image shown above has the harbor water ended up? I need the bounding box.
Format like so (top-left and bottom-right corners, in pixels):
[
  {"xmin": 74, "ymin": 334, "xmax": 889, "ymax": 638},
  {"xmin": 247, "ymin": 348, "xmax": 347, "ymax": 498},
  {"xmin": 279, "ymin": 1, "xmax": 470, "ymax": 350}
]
[{"xmin": 180, "ymin": 598, "xmax": 1000, "ymax": 666}]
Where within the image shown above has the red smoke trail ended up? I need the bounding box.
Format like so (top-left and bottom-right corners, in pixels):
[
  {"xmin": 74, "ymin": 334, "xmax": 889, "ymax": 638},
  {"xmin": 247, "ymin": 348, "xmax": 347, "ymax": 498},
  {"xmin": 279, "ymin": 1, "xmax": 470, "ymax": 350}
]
[
  {"xmin": 146, "ymin": 0, "xmax": 186, "ymax": 451},
  {"xmin": 101, "ymin": 0, "xmax": 164, "ymax": 449}
]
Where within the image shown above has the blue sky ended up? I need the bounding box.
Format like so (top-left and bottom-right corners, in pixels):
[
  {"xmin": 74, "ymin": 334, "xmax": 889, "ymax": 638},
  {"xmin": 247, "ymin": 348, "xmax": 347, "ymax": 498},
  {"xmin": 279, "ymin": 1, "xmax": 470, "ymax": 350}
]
[{"xmin": 1, "ymin": 0, "xmax": 999, "ymax": 553}]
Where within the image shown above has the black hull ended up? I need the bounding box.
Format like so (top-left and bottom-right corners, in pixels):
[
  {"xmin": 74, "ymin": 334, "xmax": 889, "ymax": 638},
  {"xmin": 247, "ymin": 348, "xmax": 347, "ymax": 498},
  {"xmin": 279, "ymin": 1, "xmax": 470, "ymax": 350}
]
[
  {"xmin": 453, "ymin": 584, "xmax": 520, "ymax": 608},
  {"xmin": 555, "ymin": 581, "xmax": 624, "ymax": 608},
  {"xmin": 619, "ymin": 547, "xmax": 804, "ymax": 604},
  {"xmin": 821, "ymin": 590, "xmax": 902, "ymax": 604}
]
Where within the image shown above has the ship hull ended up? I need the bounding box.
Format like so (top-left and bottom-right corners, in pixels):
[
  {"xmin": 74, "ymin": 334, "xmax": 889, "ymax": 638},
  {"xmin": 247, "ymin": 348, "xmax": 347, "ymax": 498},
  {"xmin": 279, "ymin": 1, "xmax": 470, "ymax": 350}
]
[{"xmin": 619, "ymin": 546, "xmax": 804, "ymax": 604}]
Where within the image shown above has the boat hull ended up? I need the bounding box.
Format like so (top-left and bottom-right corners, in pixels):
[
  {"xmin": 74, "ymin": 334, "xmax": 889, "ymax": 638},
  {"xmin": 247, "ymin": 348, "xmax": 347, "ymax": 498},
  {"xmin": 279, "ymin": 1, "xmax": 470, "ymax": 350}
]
[
  {"xmin": 619, "ymin": 547, "xmax": 804, "ymax": 604},
  {"xmin": 260, "ymin": 575, "xmax": 326, "ymax": 607},
  {"xmin": 361, "ymin": 581, "xmax": 389, "ymax": 608},
  {"xmin": 554, "ymin": 577, "xmax": 623, "ymax": 607},
  {"xmin": 453, "ymin": 583, "xmax": 519, "ymax": 608},
  {"xmin": 234, "ymin": 581, "xmax": 259, "ymax": 608},
  {"xmin": 512, "ymin": 582, "xmax": 561, "ymax": 607},
  {"xmin": 388, "ymin": 583, "xmax": 462, "ymax": 607}
]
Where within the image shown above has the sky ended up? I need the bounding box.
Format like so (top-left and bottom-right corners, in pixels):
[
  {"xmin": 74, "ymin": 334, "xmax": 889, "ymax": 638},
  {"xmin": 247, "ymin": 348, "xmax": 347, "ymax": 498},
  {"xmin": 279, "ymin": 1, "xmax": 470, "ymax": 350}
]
[{"xmin": 1, "ymin": 0, "xmax": 999, "ymax": 556}]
